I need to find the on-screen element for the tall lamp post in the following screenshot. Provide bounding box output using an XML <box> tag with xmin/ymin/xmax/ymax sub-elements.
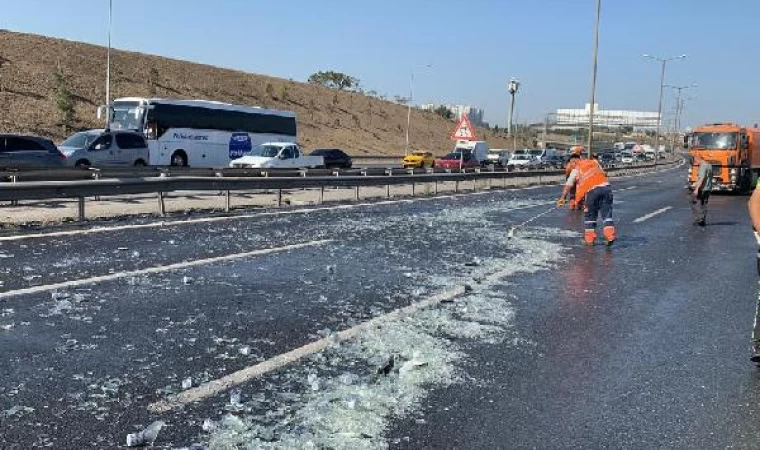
<box><xmin>643</xmin><ymin>53</ymin><xmax>686</xmax><ymax>160</ymax></box>
<box><xmin>507</xmin><ymin>78</ymin><xmax>520</xmax><ymax>141</ymax></box>
<box><xmin>105</xmin><ymin>0</ymin><xmax>113</xmax><ymax>124</ymax></box>
<box><xmin>404</xmin><ymin>64</ymin><xmax>433</xmax><ymax>156</ymax></box>
<box><xmin>587</xmin><ymin>0</ymin><xmax>601</xmax><ymax>158</ymax></box>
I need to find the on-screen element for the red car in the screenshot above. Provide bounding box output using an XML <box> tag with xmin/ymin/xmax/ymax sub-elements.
<box><xmin>435</xmin><ymin>152</ymin><xmax>480</xmax><ymax>169</ymax></box>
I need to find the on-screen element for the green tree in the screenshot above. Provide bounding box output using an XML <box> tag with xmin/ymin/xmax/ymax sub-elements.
<box><xmin>308</xmin><ymin>70</ymin><xmax>360</xmax><ymax>90</ymax></box>
<box><xmin>434</xmin><ymin>105</ymin><xmax>453</xmax><ymax>120</ymax></box>
<box><xmin>52</xmin><ymin>65</ymin><xmax>75</xmax><ymax>133</ymax></box>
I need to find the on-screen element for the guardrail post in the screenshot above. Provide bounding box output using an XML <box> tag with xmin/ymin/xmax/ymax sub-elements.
<box><xmin>386</xmin><ymin>184</ymin><xmax>391</xmax><ymax>198</ymax></box>
<box><xmin>434</xmin><ymin>180</ymin><xmax>438</xmax><ymax>195</ymax></box>
<box><xmin>10</xmin><ymin>175</ymin><xmax>17</xmax><ymax>206</ymax></box>
<box><xmin>157</xmin><ymin>192</ymin><xmax>166</xmax><ymax>217</ymax></box>
<box><xmin>225</xmin><ymin>190</ymin><xmax>231</xmax><ymax>212</ymax></box>
<box><xmin>455</xmin><ymin>180</ymin><xmax>459</xmax><ymax>193</ymax></box>
<box><xmin>93</xmin><ymin>170</ymin><xmax>101</xmax><ymax>201</ymax></box>
<box><xmin>354</xmin><ymin>185</ymin><xmax>360</xmax><ymax>201</ymax></box>
<box><xmin>319</xmin><ymin>186</ymin><xmax>324</xmax><ymax>204</ymax></box>
<box><xmin>77</xmin><ymin>197</ymin><xmax>85</xmax><ymax>222</ymax></box>
<box><xmin>412</xmin><ymin>182</ymin><xmax>416</xmax><ymax>197</ymax></box>
<box><xmin>277</xmin><ymin>189</ymin><xmax>283</xmax><ymax>207</ymax></box>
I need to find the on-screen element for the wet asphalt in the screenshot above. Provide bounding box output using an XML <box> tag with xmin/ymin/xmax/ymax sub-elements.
<box><xmin>2</xmin><ymin>165</ymin><xmax>759</xmax><ymax>449</ymax></box>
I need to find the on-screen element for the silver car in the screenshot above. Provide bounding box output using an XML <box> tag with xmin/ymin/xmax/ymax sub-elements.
<box><xmin>60</xmin><ymin>130</ymin><xmax>149</xmax><ymax>168</ymax></box>
<box><xmin>0</xmin><ymin>134</ymin><xmax>65</xmax><ymax>169</ymax></box>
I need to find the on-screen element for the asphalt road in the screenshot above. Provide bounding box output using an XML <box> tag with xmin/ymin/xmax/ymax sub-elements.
<box><xmin>1</xmin><ymin>164</ymin><xmax>758</xmax><ymax>449</ymax></box>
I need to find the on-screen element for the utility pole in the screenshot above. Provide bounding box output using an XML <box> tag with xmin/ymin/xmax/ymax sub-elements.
<box><xmin>587</xmin><ymin>0</ymin><xmax>601</xmax><ymax>158</ymax></box>
<box><xmin>664</xmin><ymin>84</ymin><xmax>696</xmax><ymax>154</ymax></box>
<box><xmin>643</xmin><ymin>54</ymin><xmax>686</xmax><ymax>161</ymax></box>
<box><xmin>404</xmin><ymin>64</ymin><xmax>432</xmax><ymax>156</ymax></box>
<box><xmin>106</xmin><ymin>0</ymin><xmax>112</xmax><ymax>118</ymax></box>
<box><xmin>507</xmin><ymin>78</ymin><xmax>520</xmax><ymax>147</ymax></box>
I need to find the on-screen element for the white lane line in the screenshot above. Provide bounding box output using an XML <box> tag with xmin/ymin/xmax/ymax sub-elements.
<box><xmin>149</xmin><ymin>284</ymin><xmax>466</xmax><ymax>413</ymax></box>
<box><xmin>0</xmin><ymin>240</ymin><xmax>331</xmax><ymax>300</ymax></box>
<box><xmin>632</xmin><ymin>206</ymin><xmax>672</xmax><ymax>223</ymax></box>
<box><xmin>619</xmin><ymin>185</ymin><xmax>637</xmax><ymax>191</ymax></box>
<box><xmin>148</xmin><ymin>254</ymin><xmax>540</xmax><ymax>413</ymax></box>
<box><xmin>0</xmin><ymin>183</ymin><xmax>562</xmax><ymax>242</ymax></box>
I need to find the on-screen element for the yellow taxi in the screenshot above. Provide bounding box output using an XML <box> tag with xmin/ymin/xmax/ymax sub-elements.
<box><xmin>402</xmin><ymin>151</ymin><xmax>435</xmax><ymax>168</ymax></box>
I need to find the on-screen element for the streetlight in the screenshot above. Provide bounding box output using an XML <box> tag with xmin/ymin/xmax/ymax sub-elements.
<box><xmin>665</xmin><ymin>83</ymin><xmax>697</xmax><ymax>152</ymax></box>
<box><xmin>643</xmin><ymin>53</ymin><xmax>686</xmax><ymax>160</ymax></box>
<box><xmin>587</xmin><ymin>0</ymin><xmax>601</xmax><ymax>158</ymax></box>
<box><xmin>404</xmin><ymin>64</ymin><xmax>433</xmax><ymax>156</ymax></box>
<box><xmin>507</xmin><ymin>78</ymin><xmax>520</xmax><ymax>137</ymax></box>
<box><xmin>106</xmin><ymin>0</ymin><xmax>113</xmax><ymax>123</ymax></box>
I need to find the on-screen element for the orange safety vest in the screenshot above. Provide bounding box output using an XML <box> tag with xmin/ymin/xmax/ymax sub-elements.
<box><xmin>575</xmin><ymin>159</ymin><xmax>609</xmax><ymax>200</ymax></box>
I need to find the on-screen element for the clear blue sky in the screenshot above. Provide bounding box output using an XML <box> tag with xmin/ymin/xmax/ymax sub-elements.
<box><xmin>3</xmin><ymin>0</ymin><xmax>759</xmax><ymax>128</ymax></box>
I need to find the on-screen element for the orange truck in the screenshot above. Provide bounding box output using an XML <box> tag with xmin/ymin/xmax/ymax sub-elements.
<box><xmin>686</xmin><ymin>123</ymin><xmax>760</xmax><ymax>192</ymax></box>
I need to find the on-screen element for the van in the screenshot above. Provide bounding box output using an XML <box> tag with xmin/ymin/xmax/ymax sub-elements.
<box><xmin>453</xmin><ymin>140</ymin><xmax>489</xmax><ymax>165</ymax></box>
<box><xmin>60</xmin><ymin>130</ymin><xmax>150</xmax><ymax>168</ymax></box>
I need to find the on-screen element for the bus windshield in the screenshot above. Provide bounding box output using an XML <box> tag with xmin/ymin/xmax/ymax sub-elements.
<box><xmin>692</xmin><ymin>132</ymin><xmax>737</xmax><ymax>150</ymax></box>
<box><xmin>109</xmin><ymin>101</ymin><xmax>145</xmax><ymax>131</ymax></box>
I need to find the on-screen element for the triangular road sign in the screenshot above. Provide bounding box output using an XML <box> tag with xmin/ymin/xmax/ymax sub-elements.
<box><xmin>450</xmin><ymin>115</ymin><xmax>477</xmax><ymax>141</ymax></box>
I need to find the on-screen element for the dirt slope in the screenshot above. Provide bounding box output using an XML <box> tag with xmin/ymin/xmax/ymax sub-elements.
<box><xmin>0</xmin><ymin>31</ymin><xmax>516</xmax><ymax>155</ymax></box>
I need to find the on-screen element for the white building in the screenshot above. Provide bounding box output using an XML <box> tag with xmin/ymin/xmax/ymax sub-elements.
<box><xmin>554</xmin><ymin>104</ymin><xmax>659</xmax><ymax>131</ymax></box>
<box><xmin>421</xmin><ymin>104</ymin><xmax>486</xmax><ymax>127</ymax></box>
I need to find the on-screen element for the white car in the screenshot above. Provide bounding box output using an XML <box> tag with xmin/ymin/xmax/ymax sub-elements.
<box><xmin>486</xmin><ymin>150</ymin><xmax>510</xmax><ymax>167</ymax></box>
<box><xmin>229</xmin><ymin>142</ymin><xmax>324</xmax><ymax>169</ymax></box>
<box><xmin>507</xmin><ymin>154</ymin><xmax>538</xmax><ymax>170</ymax></box>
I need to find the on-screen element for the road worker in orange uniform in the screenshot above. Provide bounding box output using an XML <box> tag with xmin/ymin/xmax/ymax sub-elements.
<box><xmin>558</xmin><ymin>153</ymin><xmax>616</xmax><ymax>245</ymax></box>
<box><xmin>565</xmin><ymin>146</ymin><xmax>584</xmax><ymax>210</ymax></box>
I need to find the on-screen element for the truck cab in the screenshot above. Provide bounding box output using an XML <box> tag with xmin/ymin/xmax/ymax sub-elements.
<box><xmin>686</xmin><ymin>123</ymin><xmax>755</xmax><ymax>192</ymax></box>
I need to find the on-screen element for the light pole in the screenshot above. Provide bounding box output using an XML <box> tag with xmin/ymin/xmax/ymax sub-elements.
<box><xmin>665</xmin><ymin>83</ymin><xmax>697</xmax><ymax>152</ymax></box>
<box><xmin>404</xmin><ymin>64</ymin><xmax>432</xmax><ymax>156</ymax></box>
<box><xmin>587</xmin><ymin>0</ymin><xmax>601</xmax><ymax>158</ymax></box>
<box><xmin>643</xmin><ymin>53</ymin><xmax>686</xmax><ymax>160</ymax></box>
<box><xmin>507</xmin><ymin>78</ymin><xmax>520</xmax><ymax>139</ymax></box>
<box><xmin>106</xmin><ymin>0</ymin><xmax>112</xmax><ymax>118</ymax></box>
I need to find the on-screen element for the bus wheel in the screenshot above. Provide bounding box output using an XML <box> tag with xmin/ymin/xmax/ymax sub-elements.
<box><xmin>170</xmin><ymin>151</ymin><xmax>188</xmax><ymax>167</ymax></box>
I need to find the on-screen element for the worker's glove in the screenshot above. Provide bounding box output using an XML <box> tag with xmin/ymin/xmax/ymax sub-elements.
<box><xmin>556</xmin><ymin>198</ymin><xmax>567</xmax><ymax>207</ymax></box>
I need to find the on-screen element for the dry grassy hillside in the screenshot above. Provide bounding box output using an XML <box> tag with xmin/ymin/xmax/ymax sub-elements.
<box><xmin>0</xmin><ymin>31</ymin><xmax>519</xmax><ymax>155</ymax></box>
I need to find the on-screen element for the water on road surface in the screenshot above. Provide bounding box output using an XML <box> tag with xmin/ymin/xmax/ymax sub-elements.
<box><xmin>1</xmin><ymin>166</ymin><xmax>759</xmax><ymax>449</ymax></box>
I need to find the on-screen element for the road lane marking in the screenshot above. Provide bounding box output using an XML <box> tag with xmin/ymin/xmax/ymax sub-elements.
<box><xmin>148</xmin><ymin>285</ymin><xmax>466</xmax><ymax>412</ymax></box>
<box><xmin>148</xmin><ymin>259</ymin><xmax>545</xmax><ymax>413</ymax></box>
<box><xmin>633</xmin><ymin>206</ymin><xmax>672</xmax><ymax>223</ymax></box>
<box><xmin>0</xmin><ymin>186</ymin><xmax>561</xmax><ymax>242</ymax></box>
<box><xmin>0</xmin><ymin>240</ymin><xmax>331</xmax><ymax>300</ymax></box>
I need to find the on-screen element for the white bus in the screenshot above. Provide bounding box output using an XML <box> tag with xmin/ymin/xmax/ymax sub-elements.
<box><xmin>101</xmin><ymin>97</ymin><xmax>297</xmax><ymax>167</ymax></box>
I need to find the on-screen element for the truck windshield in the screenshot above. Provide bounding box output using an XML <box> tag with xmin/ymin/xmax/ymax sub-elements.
<box><xmin>251</xmin><ymin>145</ymin><xmax>282</xmax><ymax>157</ymax></box>
<box><xmin>692</xmin><ymin>132</ymin><xmax>737</xmax><ymax>150</ymax></box>
<box><xmin>109</xmin><ymin>101</ymin><xmax>145</xmax><ymax>131</ymax></box>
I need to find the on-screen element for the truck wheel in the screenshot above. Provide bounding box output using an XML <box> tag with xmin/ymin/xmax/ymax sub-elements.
<box><xmin>171</xmin><ymin>151</ymin><xmax>188</xmax><ymax>167</ymax></box>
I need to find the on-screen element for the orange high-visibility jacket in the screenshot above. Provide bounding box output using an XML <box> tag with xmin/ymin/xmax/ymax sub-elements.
<box><xmin>576</xmin><ymin>159</ymin><xmax>609</xmax><ymax>200</ymax></box>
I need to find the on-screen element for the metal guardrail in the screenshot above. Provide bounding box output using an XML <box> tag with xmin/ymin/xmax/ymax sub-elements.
<box><xmin>0</xmin><ymin>160</ymin><xmax>680</xmax><ymax>222</ymax></box>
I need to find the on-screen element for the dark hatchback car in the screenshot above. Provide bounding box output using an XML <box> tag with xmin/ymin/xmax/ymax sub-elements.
<box><xmin>310</xmin><ymin>149</ymin><xmax>352</xmax><ymax>169</ymax></box>
<box><xmin>0</xmin><ymin>134</ymin><xmax>65</xmax><ymax>169</ymax></box>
